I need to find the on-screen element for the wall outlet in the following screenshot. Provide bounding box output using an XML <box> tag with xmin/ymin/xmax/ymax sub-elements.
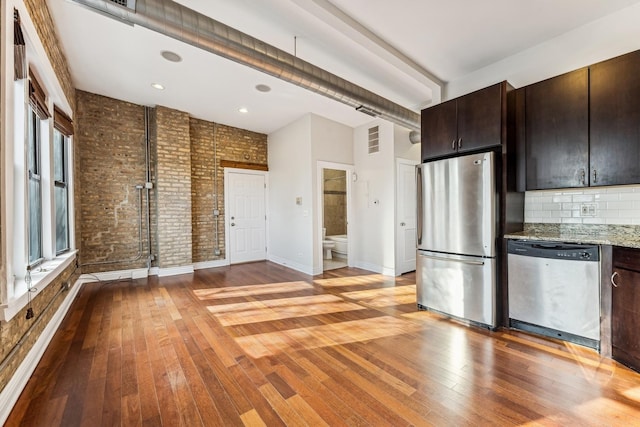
<box><xmin>580</xmin><ymin>203</ymin><xmax>596</xmax><ymax>217</ymax></box>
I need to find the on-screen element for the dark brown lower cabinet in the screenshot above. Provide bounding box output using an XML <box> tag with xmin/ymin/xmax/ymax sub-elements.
<box><xmin>612</xmin><ymin>247</ymin><xmax>640</xmax><ymax>372</ymax></box>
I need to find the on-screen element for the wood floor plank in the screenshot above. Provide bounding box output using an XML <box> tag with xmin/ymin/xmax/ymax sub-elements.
<box><xmin>240</xmin><ymin>409</ymin><xmax>266</xmax><ymax>427</ymax></box>
<box><xmin>7</xmin><ymin>262</ymin><xmax>640</xmax><ymax>426</ymax></box>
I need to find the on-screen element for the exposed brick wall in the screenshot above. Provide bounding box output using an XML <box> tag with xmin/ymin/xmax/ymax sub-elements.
<box><xmin>76</xmin><ymin>91</ymin><xmax>149</xmax><ymax>273</ymax></box>
<box><xmin>190</xmin><ymin>121</ymin><xmax>268</xmax><ymax>262</ymax></box>
<box><xmin>0</xmin><ymin>259</ymin><xmax>80</xmax><ymax>394</ymax></box>
<box><xmin>217</xmin><ymin>124</ymin><xmax>268</xmax><ymax>165</ymax></box>
<box><xmin>75</xmin><ymin>95</ymin><xmax>268</xmax><ymax>269</ymax></box>
<box><xmin>23</xmin><ymin>0</ymin><xmax>75</xmax><ymax>112</ymax></box>
<box><xmin>190</xmin><ymin>118</ymin><xmax>220</xmax><ymax>262</ymax></box>
<box><xmin>156</xmin><ymin>106</ymin><xmax>193</xmax><ymax>268</ymax></box>
<box><xmin>149</xmin><ymin>109</ymin><xmax>159</xmax><ymax>265</ymax></box>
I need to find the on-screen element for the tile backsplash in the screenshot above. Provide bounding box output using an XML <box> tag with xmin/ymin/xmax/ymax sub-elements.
<box><xmin>524</xmin><ymin>185</ymin><xmax>640</xmax><ymax>225</ymax></box>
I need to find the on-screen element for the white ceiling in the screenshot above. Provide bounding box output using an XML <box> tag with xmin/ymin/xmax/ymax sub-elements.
<box><xmin>46</xmin><ymin>0</ymin><xmax>640</xmax><ymax>134</ymax></box>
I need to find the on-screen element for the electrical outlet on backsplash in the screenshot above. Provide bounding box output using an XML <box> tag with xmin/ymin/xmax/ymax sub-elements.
<box><xmin>524</xmin><ymin>185</ymin><xmax>640</xmax><ymax>225</ymax></box>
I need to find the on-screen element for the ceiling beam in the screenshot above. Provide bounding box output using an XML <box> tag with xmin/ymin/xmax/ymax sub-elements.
<box><xmin>290</xmin><ymin>0</ymin><xmax>443</xmax><ymax>106</ymax></box>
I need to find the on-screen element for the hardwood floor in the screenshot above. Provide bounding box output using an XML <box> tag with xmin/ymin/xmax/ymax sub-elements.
<box><xmin>6</xmin><ymin>261</ymin><xmax>640</xmax><ymax>426</ymax></box>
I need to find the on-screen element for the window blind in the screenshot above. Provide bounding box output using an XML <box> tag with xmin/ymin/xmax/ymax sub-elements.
<box><xmin>54</xmin><ymin>105</ymin><xmax>74</xmax><ymax>136</ymax></box>
<box><xmin>29</xmin><ymin>70</ymin><xmax>50</xmax><ymax>119</ymax></box>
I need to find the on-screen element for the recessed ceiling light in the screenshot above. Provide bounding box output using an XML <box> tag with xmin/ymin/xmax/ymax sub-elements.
<box><xmin>151</xmin><ymin>83</ymin><xmax>165</xmax><ymax>90</ymax></box>
<box><xmin>161</xmin><ymin>50</ymin><xmax>182</xmax><ymax>62</ymax></box>
<box><xmin>255</xmin><ymin>84</ymin><xmax>271</xmax><ymax>93</ymax></box>
<box><xmin>238</xmin><ymin>107</ymin><xmax>249</xmax><ymax>113</ymax></box>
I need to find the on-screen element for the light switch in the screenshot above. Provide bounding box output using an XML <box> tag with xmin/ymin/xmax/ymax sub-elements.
<box><xmin>296</xmin><ymin>197</ymin><xmax>302</xmax><ymax>205</ymax></box>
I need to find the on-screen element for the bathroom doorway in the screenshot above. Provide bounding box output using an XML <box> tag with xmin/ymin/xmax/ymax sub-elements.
<box><xmin>317</xmin><ymin>162</ymin><xmax>353</xmax><ymax>272</ymax></box>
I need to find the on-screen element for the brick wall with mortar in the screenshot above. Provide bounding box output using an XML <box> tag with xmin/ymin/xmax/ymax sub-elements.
<box><xmin>23</xmin><ymin>0</ymin><xmax>75</xmax><ymax>112</ymax></box>
<box><xmin>155</xmin><ymin>106</ymin><xmax>193</xmax><ymax>268</ymax></box>
<box><xmin>148</xmin><ymin>109</ymin><xmax>159</xmax><ymax>265</ymax></box>
<box><xmin>190</xmin><ymin>118</ymin><xmax>220</xmax><ymax>262</ymax></box>
<box><xmin>0</xmin><ymin>262</ymin><xmax>80</xmax><ymax>393</ymax></box>
<box><xmin>0</xmin><ymin>0</ymin><xmax>80</xmax><ymax>396</ymax></box>
<box><xmin>76</xmin><ymin>91</ymin><xmax>150</xmax><ymax>273</ymax></box>
<box><xmin>190</xmin><ymin>120</ymin><xmax>268</xmax><ymax>262</ymax></box>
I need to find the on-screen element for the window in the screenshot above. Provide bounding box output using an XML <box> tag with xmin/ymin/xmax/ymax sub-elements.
<box><xmin>2</xmin><ymin>10</ymin><xmax>77</xmax><ymax>321</ymax></box>
<box><xmin>27</xmin><ymin>106</ymin><xmax>43</xmax><ymax>265</ymax></box>
<box><xmin>54</xmin><ymin>130</ymin><xmax>69</xmax><ymax>254</ymax></box>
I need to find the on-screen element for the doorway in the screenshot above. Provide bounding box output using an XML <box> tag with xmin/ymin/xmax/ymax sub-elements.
<box><xmin>225</xmin><ymin>168</ymin><xmax>268</xmax><ymax>264</ymax></box>
<box><xmin>317</xmin><ymin>161</ymin><xmax>353</xmax><ymax>272</ymax></box>
<box><xmin>396</xmin><ymin>158</ymin><xmax>418</xmax><ymax>274</ymax></box>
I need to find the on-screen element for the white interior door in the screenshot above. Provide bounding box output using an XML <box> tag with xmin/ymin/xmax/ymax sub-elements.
<box><xmin>396</xmin><ymin>159</ymin><xmax>418</xmax><ymax>274</ymax></box>
<box><xmin>227</xmin><ymin>170</ymin><xmax>267</xmax><ymax>264</ymax></box>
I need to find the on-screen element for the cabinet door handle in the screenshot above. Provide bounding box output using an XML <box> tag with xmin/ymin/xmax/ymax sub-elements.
<box><xmin>580</xmin><ymin>169</ymin><xmax>586</xmax><ymax>186</ymax></box>
<box><xmin>458</xmin><ymin>138</ymin><xmax>462</xmax><ymax>149</ymax></box>
<box><xmin>452</xmin><ymin>139</ymin><xmax>456</xmax><ymax>150</ymax></box>
<box><xmin>593</xmin><ymin>169</ymin><xmax>597</xmax><ymax>184</ymax></box>
<box><xmin>611</xmin><ymin>271</ymin><xmax>619</xmax><ymax>287</ymax></box>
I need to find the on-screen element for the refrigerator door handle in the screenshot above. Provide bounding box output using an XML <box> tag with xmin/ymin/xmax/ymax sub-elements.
<box><xmin>416</xmin><ymin>165</ymin><xmax>423</xmax><ymax>246</ymax></box>
<box><xmin>418</xmin><ymin>253</ymin><xmax>485</xmax><ymax>266</ymax></box>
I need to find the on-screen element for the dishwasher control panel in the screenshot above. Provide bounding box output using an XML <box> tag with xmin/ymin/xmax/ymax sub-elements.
<box><xmin>508</xmin><ymin>240</ymin><xmax>599</xmax><ymax>262</ymax></box>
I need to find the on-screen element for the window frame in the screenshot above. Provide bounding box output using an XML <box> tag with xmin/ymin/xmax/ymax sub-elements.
<box><xmin>27</xmin><ymin>105</ymin><xmax>44</xmax><ymax>267</ymax></box>
<box><xmin>53</xmin><ymin>129</ymin><xmax>70</xmax><ymax>255</ymax></box>
<box><xmin>2</xmin><ymin>5</ymin><xmax>78</xmax><ymax>322</ymax></box>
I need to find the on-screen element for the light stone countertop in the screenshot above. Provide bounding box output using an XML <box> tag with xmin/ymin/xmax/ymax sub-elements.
<box><xmin>504</xmin><ymin>223</ymin><xmax>640</xmax><ymax>249</ymax></box>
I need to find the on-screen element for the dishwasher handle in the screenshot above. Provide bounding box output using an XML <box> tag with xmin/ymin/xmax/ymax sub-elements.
<box><xmin>611</xmin><ymin>271</ymin><xmax>619</xmax><ymax>288</ymax></box>
<box><xmin>418</xmin><ymin>252</ymin><xmax>485</xmax><ymax>266</ymax></box>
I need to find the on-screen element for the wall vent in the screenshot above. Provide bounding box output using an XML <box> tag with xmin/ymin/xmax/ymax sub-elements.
<box><xmin>108</xmin><ymin>0</ymin><xmax>135</xmax><ymax>9</ymax></box>
<box><xmin>368</xmin><ymin>126</ymin><xmax>379</xmax><ymax>154</ymax></box>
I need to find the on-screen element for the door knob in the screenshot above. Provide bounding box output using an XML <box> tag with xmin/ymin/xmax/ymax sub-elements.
<box><xmin>231</xmin><ymin>223</ymin><xmax>236</xmax><ymax>227</ymax></box>
<box><xmin>400</xmin><ymin>222</ymin><xmax>406</xmax><ymax>226</ymax></box>
<box><xmin>231</xmin><ymin>216</ymin><xmax>235</xmax><ymax>220</ymax></box>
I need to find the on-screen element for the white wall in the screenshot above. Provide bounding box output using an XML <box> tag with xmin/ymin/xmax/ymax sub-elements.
<box><xmin>267</xmin><ymin>115</ymin><xmax>314</xmax><ymax>274</ymax></box>
<box><xmin>268</xmin><ymin>113</ymin><xmax>354</xmax><ymax>275</ymax></box>
<box><xmin>393</xmin><ymin>126</ymin><xmax>420</xmax><ymax>162</ymax></box>
<box><xmin>310</xmin><ymin>114</ymin><xmax>353</xmax><ymax>274</ymax></box>
<box><xmin>446</xmin><ymin>2</ymin><xmax>640</xmax><ymax>100</ymax></box>
<box><xmin>352</xmin><ymin>119</ymin><xmax>396</xmax><ymax>275</ymax></box>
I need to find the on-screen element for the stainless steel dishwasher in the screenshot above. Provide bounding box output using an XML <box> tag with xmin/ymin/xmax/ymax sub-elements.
<box><xmin>507</xmin><ymin>240</ymin><xmax>600</xmax><ymax>349</ymax></box>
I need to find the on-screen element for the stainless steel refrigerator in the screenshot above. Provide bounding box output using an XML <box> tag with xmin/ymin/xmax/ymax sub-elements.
<box><xmin>416</xmin><ymin>151</ymin><xmax>498</xmax><ymax>327</ymax></box>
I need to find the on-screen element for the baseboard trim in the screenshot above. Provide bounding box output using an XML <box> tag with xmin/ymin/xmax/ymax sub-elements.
<box><xmin>80</xmin><ymin>268</ymin><xmax>149</xmax><ymax>283</ymax></box>
<box><xmin>193</xmin><ymin>259</ymin><xmax>229</xmax><ymax>270</ymax></box>
<box><xmin>157</xmin><ymin>265</ymin><xmax>195</xmax><ymax>277</ymax></box>
<box><xmin>352</xmin><ymin>261</ymin><xmax>395</xmax><ymax>276</ymax></box>
<box><xmin>267</xmin><ymin>255</ymin><xmax>314</xmax><ymax>276</ymax></box>
<box><xmin>0</xmin><ymin>278</ymin><xmax>83</xmax><ymax>426</ymax></box>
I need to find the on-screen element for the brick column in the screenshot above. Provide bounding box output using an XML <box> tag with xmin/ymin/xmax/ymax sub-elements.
<box><xmin>155</xmin><ymin>106</ymin><xmax>193</xmax><ymax>268</ymax></box>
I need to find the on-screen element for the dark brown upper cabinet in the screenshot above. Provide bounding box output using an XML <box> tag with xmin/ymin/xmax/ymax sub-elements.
<box><xmin>590</xmin><ymin>50</ymin><xmax>640</xmax><ymax>186</ymax></box>
<box><xmin>421</xmin><ymin>82</ymin><xmax>505</xmax><ymax>161</ymax></box>
<box><xmin>525</xmin><ymin>68</ymin><xmax>589</xmax><ymax>190</ymax></box>
<box><xmin>611</xmin><ymin>246</ymin><xmax>640</xmax><ymax>373</ymax></box>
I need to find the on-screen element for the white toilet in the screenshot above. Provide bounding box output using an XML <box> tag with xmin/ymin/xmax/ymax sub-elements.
<box><xmin>322</xmin><ymin>228</ymin><xmax>335</xmax><ymax>259</ymax></box>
